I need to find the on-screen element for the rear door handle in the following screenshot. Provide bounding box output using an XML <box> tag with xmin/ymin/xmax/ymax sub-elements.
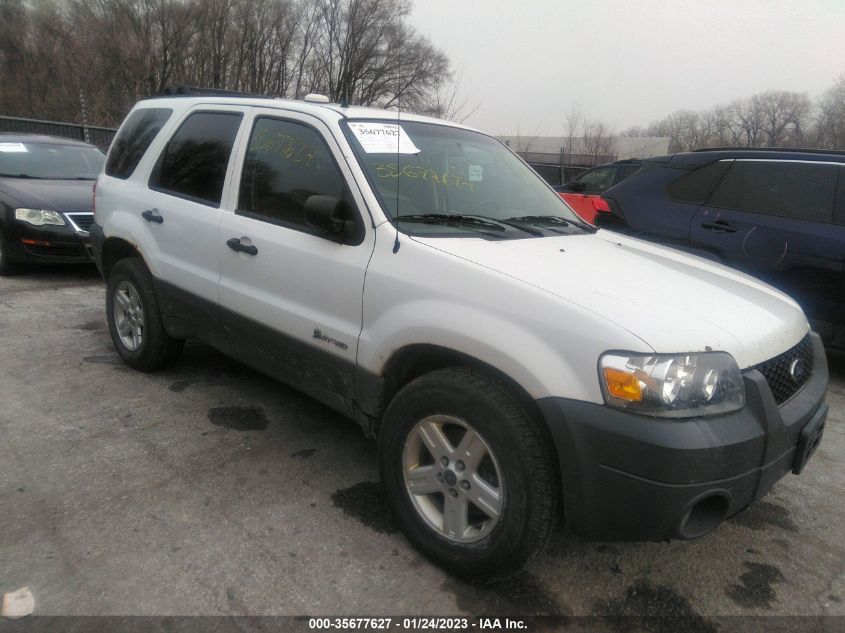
<box><xmin>142</xmin><ymin>209</ymin><xmax>164</xmax><ymax>224</ymax></box>
<box><xmin>226</xmin><ymin>237</ymin><xmax>258</xmax><ymax>256</ymax></box>
<box><xmin>700</xmin><ymin>220</ymin><xmax>736</xmax><ymax>233</ymax></box>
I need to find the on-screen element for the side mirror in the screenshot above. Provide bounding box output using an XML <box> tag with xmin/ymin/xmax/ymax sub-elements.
<box><xmin>304</xmin><ymin>195</ymin><xmax>355</xmax><ymax>239</ymax></box>
<box><xmin>570</xmin><ymin>180</ymin><xmax>587</xmax><ymax>192</ymax></box>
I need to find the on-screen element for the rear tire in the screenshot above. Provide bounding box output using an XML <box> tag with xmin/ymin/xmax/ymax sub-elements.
<box><xmin>106</xmin><ymin>257</ymin><xmax>183</xmax><ymax>371</ymax></box>
<box><xmin>379</xmin><ymin>367</ymin><xmax>558</xmax><ymax>580</ymax></box>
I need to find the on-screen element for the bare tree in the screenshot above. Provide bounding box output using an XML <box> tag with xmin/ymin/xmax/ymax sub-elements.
<box><xmin>420</xmin><ymin>66</ymin><xmax>481</xmax><ymax>124</ymax></box>
<box><xmin>510</xmin><ymin>121</ymin><xmax>544</xmax><ymax>154</ymax></box>
<box><xmin>0</xmin><ymin>0</ymin><xmax>453</xmax><ymax>127</ymax></box>
<box><xmin>814</xmin><ymin>74</ymin><xmax>845</xmax><ymax>149</ymax></box>
<box><xmin>636</xmin><ymin>88</ymin><xmax>815</xmax><ymax>152</ymax></box>
<box><xmin>562</xmin><ymin>104</ymin><xmax>583</xmax><ymax>155</ymax></box>
<box><xmin>581</xmin><ymin>118</ymin><xmax>615</xmax><ymax>157</ymax></box>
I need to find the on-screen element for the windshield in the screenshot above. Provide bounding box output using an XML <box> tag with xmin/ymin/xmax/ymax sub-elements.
<box><xmin>0</xmin><ymin>142</ymin><xmax>105</xmax><ymax>180</ymax></box>
<box><xmin>342</xmin><ymin>120</ymin><xmax>588</xmax><ymax>237</ymax></box>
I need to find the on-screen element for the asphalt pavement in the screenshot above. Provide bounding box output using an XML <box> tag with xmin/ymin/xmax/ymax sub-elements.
<box><xmin>0</xmin><ymin>266</ymin><xmax>842</xmax><ymax>621</ymax></box>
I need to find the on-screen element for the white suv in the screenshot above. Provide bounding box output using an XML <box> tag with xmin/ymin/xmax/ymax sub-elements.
<box><xmin>92</xmin><ymin>90</ymin><xmax>828</xmax><ymax>579</ymax></box>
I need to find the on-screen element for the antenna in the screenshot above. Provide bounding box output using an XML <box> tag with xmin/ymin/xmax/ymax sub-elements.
<box><xmin>392</xmin><ymin>53</ymin><xmax>401</xmax><ymax>254</ymax></box>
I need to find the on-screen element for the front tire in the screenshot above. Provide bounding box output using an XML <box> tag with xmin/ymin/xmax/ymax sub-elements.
<box><xmin>379</xmin><ymin>367</ymin><xmax>558</xmax><ymax>580</ymax></box>
<box><xmin>106</xmin><ymin>257</ymin><xmax>183</xmax><ymax>371</ymax></box>
<box><xmin>0</xmin><ymin>229</ymin><xmax>19</xmax><ymax>275</ymax></box>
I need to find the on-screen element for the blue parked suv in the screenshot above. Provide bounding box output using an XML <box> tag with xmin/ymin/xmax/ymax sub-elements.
<box><xmin>598</xmin><ymin>148</ymin><xmax>845</xmax><ymax>349</ymax></box>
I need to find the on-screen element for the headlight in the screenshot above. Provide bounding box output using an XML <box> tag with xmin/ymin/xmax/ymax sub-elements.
<box><xmin>15</xmin><ymin>208</ymin><xmax>65</xmax><ymax>226</ymax></box>
<box><xmin>600</xmin><ymin>351</ymin><xmax>745</xmax><ymax>418</ymax></box>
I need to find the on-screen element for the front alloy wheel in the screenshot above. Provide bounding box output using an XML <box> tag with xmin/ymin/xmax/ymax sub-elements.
<box><xmin>403</xmin><ymin>415</ymin><xmax>504</xmax><ymax>543</ymax></box>
<box><xmin>380</xmin><ymin>367</ymin><xmax>558</xmax><ymax>580</ymax></box>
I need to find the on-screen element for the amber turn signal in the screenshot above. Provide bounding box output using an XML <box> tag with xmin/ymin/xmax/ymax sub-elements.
<box><xmin>603</xmin><ymin>367</ymin><xmax>643</xmax><ymax>402</ymax></box>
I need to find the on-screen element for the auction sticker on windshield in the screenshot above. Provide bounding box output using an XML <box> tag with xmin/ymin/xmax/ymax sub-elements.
<box><xmin>0</xmin><ymin>143</ymin><xmax>27</xmax><ymax>153</ymax></box>
<box><xmin>348</xmin><ymin>122</ymin><xmax>421</xmax><ymax>154</ymax></box>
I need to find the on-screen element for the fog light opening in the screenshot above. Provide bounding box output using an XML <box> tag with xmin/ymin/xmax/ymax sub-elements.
<box><xmin>679</xmin><ymin>494</ymin><xmax>728</xmax><ymax>539</ymax></box>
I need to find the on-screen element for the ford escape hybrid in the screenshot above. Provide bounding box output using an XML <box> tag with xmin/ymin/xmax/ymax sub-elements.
<box><xmin>91</xmin><ymin>91</ymin><xmax>828</xmax><ymax>579</ymax></box>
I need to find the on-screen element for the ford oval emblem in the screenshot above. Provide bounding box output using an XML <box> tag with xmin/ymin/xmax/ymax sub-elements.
<box><xmin>789</xmin><ymin>358</ymin><xmax>807</xmax><ymax>383</ymax></box>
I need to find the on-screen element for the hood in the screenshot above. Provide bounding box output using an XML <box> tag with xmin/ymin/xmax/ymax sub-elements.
<box><xmin>413</xmin><ymin>230</ymin><xmax>808</xmax><ymax>369</ymax></box>
<box><xmin>0</xmin><ymin>178</ymin><xmax>95</xmax><ymax>212</ymax></box>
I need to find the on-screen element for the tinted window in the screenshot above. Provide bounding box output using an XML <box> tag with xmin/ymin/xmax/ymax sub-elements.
<box><xmin>709</xmin><ymin>161</ymin><xmax>837</xmax><ymax>222</ymax></box>
<box><xmin>667</xmin><ymin>160</ymin><xmax>731</xmax><ymax>204</ymax></box>
<box><xmin>237</xmin><ymin>118</ymin><xmax>345</xmax><ymax>230</ymax></box>
<box><xmin>836</xmin><ymin>167</ymin><xmax>845</xmax><ymax>225</ymax></box>
<box><xmin>105</xmin><ymin>108</ymin><xmax>172</xmax><ymax>179</ymax></box>
<box><xmin>617</xmin><ymin>164</ymin><xmax>642</xmax><ymax>181</ymax></box>
<box><xmin>151</xmin><ymin>111</ymin><xmax>242</xmax><ymax>206</ymax></box>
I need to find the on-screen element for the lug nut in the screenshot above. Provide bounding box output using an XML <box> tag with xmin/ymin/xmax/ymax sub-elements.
<box><xmin>436</xmin><ymin>473</ymin><xmax>443</xmax><ymax>482</ymax></box>
<box><xmin>455</xmin><ymin>460</ymin><xmax>465</xmax><ymax>472</ymax></box>
<box><xmin>448</xmin><ymin>489</ymin><xmax>458</xmax><ymax>498</ymax></box>
<box><xmin>460</xmin><ymin>480</ymin><xmax>470</xmax><ymax>491</ymax></box>
<box><xmin>440</xmin><ymin>456</ymin><xmax>449</xmax><ymax>467</ymax></box>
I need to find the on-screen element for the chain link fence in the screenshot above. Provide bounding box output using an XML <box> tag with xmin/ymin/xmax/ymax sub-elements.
<box><xmin>516</xmin><ymin>150</ymin><xmax>618</xmax><ymax>185</ymax></box>
<box><xmin>0</xmin><ymin>116</ymin><xmax>116</xmax><ymax>151</ymax></box>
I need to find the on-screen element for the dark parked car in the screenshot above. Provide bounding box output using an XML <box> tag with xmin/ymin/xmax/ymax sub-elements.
<box><xmin>0</xmin><ymin>134</ymin><xmax>105</xmax><ymax>274</ymax></box>
<box><xmin>598</xmin><ymin>148</ymin><xmax>845</xmax><ymax>348</ymax></box>
<box><xmin>552</xmin><ymin>159</ymin><xmax>641</xmax><ymax>223</ymax></box>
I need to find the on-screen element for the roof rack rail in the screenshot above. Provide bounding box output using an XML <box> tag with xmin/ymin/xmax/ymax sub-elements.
<box><xmin>693</xmin><ymin>146</ymin><xmax>845</xmax><ymax>156</ymax></box>
<box><xmin>154</xmin><ymin>86</ymin><xmax>275</xmax><ymax>99</ymax></box>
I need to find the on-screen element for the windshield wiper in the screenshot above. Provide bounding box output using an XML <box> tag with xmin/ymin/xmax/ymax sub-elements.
<box><xmin>506</xmin><ymin>215</ymin><xmax>570</xmax><ymax>225</ymax></box>
<box><xmin>506</xmin><ymin>215</ymin><xmax>597</xmax><ymax>233</ymax></box>
<box><xmin>398</xmin><ymin>214</ymin><xmax>543</xmax><ymax>237</ymax></box>
<box><xmin>397</xmin><ymin>214</ymin><xmax>506</xmax><ymax>231</ymax></box>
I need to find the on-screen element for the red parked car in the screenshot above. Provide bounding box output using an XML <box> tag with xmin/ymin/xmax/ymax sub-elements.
<box><xmin>553</xmin><ymin>159</ymin><xmax>640</xmax><ymax>223</ymax></box>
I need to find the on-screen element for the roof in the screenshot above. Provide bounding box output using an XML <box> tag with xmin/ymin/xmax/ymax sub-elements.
<box><xmin>137</xmin><ymin>95</ymin><xmax>473</xmax><ymax>132</ymax></box>
<box><xmin>653</xmin><ymin>148</ymin><xmax>845</xmax><ymax>170</ymax></box>
<box><xmin>0</xmin><ymin>132</ymin><xmax>98</xmax><ymax>148</ymax></box>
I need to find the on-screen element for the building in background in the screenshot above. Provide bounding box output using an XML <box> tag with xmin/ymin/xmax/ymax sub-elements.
<box><xmin>497</xmin><ymin>135</ymin><xmax>671</xmax><ymax>185</ymax></box>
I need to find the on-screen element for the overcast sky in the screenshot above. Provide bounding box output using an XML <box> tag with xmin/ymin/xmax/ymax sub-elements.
<box><xmin>410</xmin><ymin>0</ymin><xmax>845</xmax><ymax>136</ymax></box>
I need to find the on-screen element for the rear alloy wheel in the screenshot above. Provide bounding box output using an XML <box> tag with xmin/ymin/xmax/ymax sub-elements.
<box><xmin>113</xmin><ymin>280</ymin><xmax>144</xmax><ymax>351</ymax></box>
<box><xmin>106</xmin><ymin>257</ymin><xmax>183</xmax><ymax>371</ymax></box>
<box><xmin>380</xmin><ymin>367</ymin><xmax>558</xmax><ymax>580</ymax></box>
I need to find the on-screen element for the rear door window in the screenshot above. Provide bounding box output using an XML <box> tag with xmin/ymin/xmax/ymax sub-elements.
<box><xmin>105</xmin><ymin>108</ymin><xmax>172</xmax><ymax>179</ymax></box>
<box><xmin>149</xmin><ymin>111</ymin><xmax>243</xmax><ymax>207</ymax></box>
<box><xmin>708</xmin><ymin>160</ymin><xmax>837</xmax><ymax>222</ymax></box>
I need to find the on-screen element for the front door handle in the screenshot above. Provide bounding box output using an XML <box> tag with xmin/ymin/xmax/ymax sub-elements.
<box><xmin>700</xmin><ymin>220</ymin><xmax>737</xmax><ymax>233</ymax></box>
<box><xmin>142</xmin><ymin>209</ymin><xmax>164</xmax><ymax>224</ymax></box>
<box><xmin>226</xmin><ymin>237</ymin><xmax>258</xmax><ymax>256</ymax></box>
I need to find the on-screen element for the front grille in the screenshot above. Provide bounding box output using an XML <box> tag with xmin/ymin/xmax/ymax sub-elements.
<box><xmin>64</xmin><ymin>212</ymin><xmax>95</xmax><ymax>233</ymax></box>
<box><xmin>751</xmin><ymin>334</ymin><xmax>813</xmax><ymax>405</ymax></box>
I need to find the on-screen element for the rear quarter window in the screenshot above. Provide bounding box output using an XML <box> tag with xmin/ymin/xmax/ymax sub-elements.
<box><xmin>667</xmin><ymin>160</ymin><xmax>731</xmax><ymax>204</ymax></box>
<box><xmin>105</xmin><ymin>108</ymin><xmax>172</xmax><ymax>179</ymax></box>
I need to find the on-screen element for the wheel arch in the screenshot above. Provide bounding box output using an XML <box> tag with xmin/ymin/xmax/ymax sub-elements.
<box><xmin>101</xmin><ymin>236</ymin><xmax>146</xmax><ymax>279</ymax></box>
<box><xmin>360</xmin><ymin>343</ymin><xmax>562</xmax><ymax>493</ymax></box>
<box><xmin>370</xmin><ymin>344</ymin><xmax>565</xmax><ymax>527</ymax></box>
